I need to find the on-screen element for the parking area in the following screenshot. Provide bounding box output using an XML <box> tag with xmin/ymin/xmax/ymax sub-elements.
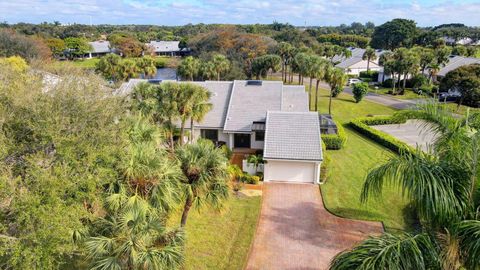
<box><xmin>371</xmin><ymin>119</ymin><xmax>438</xmax><ymax>152</ymax></box>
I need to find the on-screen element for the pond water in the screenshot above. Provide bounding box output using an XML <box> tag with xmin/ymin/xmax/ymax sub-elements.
<box><xmin>140</xmin><ymin>68</ymin><xmax>177</xmax><ymax>80</ymax></box>
<box><xmin>152</xmin><ymin>68</ymin><xmax>177</xmax><ymax>80</ymax></box>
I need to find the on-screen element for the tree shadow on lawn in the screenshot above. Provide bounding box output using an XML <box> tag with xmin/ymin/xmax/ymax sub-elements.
<box><xmin>335</xmin><ymin>96</ymin><xmax>356</xmax><ymax>104</ymax></box>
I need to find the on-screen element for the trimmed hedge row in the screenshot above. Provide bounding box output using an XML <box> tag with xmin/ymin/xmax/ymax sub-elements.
<box><xmin>349</xmin><ymin>115</ymin><xmax>415</xmax><ymax>154</ymax></box>
<box><xmin>322</xmin><ymin>123</ymin><xmax>347</xmax><ymax>150</ymax></box>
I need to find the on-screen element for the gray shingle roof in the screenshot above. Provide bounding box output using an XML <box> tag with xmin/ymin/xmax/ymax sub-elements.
<box><xmin>223</xmin><ymin>81</ymin><xmax>283</xmax><ymax>132</ymax></box>
<box><xmin>282</xmin><ymin>86</ymin><xmax>309</xmax><ymax>112</ymax></box>
<box><xmin>88</xmin><ymin>41</ymin><xmax>111</xmax><ymax>53</ymax></box>
<box><xmin>264</xmin><ymin>111</ymin><xmax>323</xmax><ymax>161</ymax></box>
<box><xmin>437</xmin><ymin>56</ymin><xmax>480</xmax><ymax>77</ymax></box>
<box><xmin>146</xmin><ymin>41</ymin><xmax>180</xmax><ymax>53</ymax></box>
<box><xmin>193</xmin><ymin>81</ymin><xmax>233</xmax><ymax>128</ymax></box>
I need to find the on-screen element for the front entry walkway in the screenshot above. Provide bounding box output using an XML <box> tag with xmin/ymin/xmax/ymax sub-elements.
<box><xmin>245</xmin><ymin>182</ymin><xmax>383</xmax><ymax>270</ymax></box>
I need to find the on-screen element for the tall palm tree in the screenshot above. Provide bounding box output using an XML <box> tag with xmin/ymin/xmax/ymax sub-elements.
<box><xmin>189</xmin><ymin>91</ymin><xmax>212</xmax><ymax>143</ymax></box>
<box><xmin>175</xmin><ymin>139</ymin><xmax>229</xmax><ymax>227</ymax></box>
<box><xmin>96</xmin><ymin>53</ymin><xmax>121</xmax><ymax>81</ymax></box>
<box><xmin>362</xmin><ymin>47</ymin><xmax>377</xmax><ymax>72</ymax></box>
<box><xmin>177</xmin><ymin>56</ymin><xmax>200</xmax><ymax>81</ymax></box>
<box><xmin>177</xmin><ymin>83</ymin><xmax>211</xmax><ymax>145</ymax></box>
<box><xmin>212</xmin><ymin>54</ymin><xmax>230</xmax><ymax>81</ymax></box>
<box><xmin>82</xmin><ymin>117</ymin><xmax>184</xmax><ymax>270</ymax></box>
<box><xmin>314</xmin><ymin>59</ymin><xmax>330</xmax><ymax>112</ymax></box>
<box><xmin>276</xmin><ymin>42</ymin><xmax>294</xmax><ymax>83</ymax></box>
<box><xmin>331</xmin><ymin>103</ymin><xmax>480</xmax><ymax>270</ymax></box>
<box><xmin>324</xmin><ymin>67</ymin><xmax>348</xmax><ymax>115</ymax></box>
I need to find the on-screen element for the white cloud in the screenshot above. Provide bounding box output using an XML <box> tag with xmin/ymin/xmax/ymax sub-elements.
<box><xmin>0</xmin><ymin>0</ymin><xmax>479</xmax><ymax>26</ymax></box>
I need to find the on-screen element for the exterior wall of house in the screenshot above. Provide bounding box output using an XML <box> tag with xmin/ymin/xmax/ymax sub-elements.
<box><xmin>264</xmin><ymin>159</ymin><xmax>321</xmax><ymax>184</ymax></box>
<box><xmin>251</xmin><ymin>131</ymin><xmax>265</xmax><ymax>150</ymax></box>
<box><xmin>345</xmin><ymin>60</ymin><xmax>381</xmax><ymax>76</ymax></box>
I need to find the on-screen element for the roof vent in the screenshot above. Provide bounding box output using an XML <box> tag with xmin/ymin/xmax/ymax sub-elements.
<box><xmin>246</xmin><ymin>80</ymin><xmax>262</xmax><ymax>86</ymax></box>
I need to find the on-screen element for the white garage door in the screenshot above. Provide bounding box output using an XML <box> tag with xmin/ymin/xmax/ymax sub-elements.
<box><xmin>264</xmin><ymin>160</ymin><xmax>316</xmax><ymax>183</ymax></box>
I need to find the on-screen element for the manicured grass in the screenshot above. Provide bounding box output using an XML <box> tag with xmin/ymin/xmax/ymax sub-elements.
<box><xmin>71</xmin><ymin>58</ymin><xmax>100</xmax><ymax>69</ymax></box>
<box><xmin>310</xmin><ymin>89</ymin><xmax>414</xmax><ymax>231</ymax></box>
<box><xmin>168</xmin><ymin>194</ymin><xmax>262</xmax><ymax>270</ymax></box>
<box><xmin>370</xmin><ymin>86</ymin><xmax>425</xmax><ymax>100</ymax></box>
<box><xmin>443</xmin><ymin>102</ymin><xmax>479</xmax><ymax>115</ymax></box>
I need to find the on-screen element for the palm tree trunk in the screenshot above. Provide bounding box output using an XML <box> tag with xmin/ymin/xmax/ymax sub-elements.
<box><xmin>328</xmin><ymin>89</ymin><xmax>333</xmax><ymax>115</ymax></box>
<box><xmin>179</xmin><ymin>119</ymin><xmax>186</xmax><ymax>145</ymax></box>
<box><xmin>309</xmin><ymin>77</ymin><xmax>313</xmax><ymax>108</ymax></box>
<box><xmin>367</xmin><ymin>59</ymin><xmax>370</xmax><ymax>71</ymax></box>
<box><xmin>180</xmin><ymin>195</ymin><xmax>193</xmax><ymax>227</ymax></box>
<box><xmin>190</xmin><ymin>117</ymin><xmax>194</xmax><ymax>143</ymax></box>
<box><xmin>282</xmin><ymin>62</ymin><xmax>285</xmax><ymax>82</ymax></box>
<box><xmin>217</xmin><ymin>73</ymin><xmax>220</xmax><ymax>81</ymax></box>
<box><xmin>298</xmin><ymin>73</ymin><xmax>301</xmax><ymax>84</ymax></box>
<box><xmin>392</xmin><ymin>73</ymin><xmax>396</xmax><ymax>94</ymax></box>
<box><xmin>315</xmin><ymin>80</ymin><xmax>320</xmax><ymax>111</ymax></box>
<box><xmin>402</xmin><ymin>73</ymin><xmax>408</xmax><ymax>92</ymax></box>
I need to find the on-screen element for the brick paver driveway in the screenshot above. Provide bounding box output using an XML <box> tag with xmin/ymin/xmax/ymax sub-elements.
<box><xmin>245</xmin><ymin>182</ymin><xmax>383</xmax><ymax>270</ymax></box>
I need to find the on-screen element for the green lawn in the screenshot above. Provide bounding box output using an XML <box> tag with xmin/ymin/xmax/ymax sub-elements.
<box><xmin>370</xmin><ymin>86</ymin><xmax>425</xmax><ymax>100</ymax></box>
<box><xmin>309</xmin><ymin>87</ymin><xmax>415</xmax><ymax>231</ymax></box>
<box><xmin>71</xmin><ymin>58</ymin><xmax>100</xmax><ymax>69</ymax></box>
<box><xmin>169</xmin><ymin>194</ymin><xmax>262</xmax><ymax>270</ymax></box>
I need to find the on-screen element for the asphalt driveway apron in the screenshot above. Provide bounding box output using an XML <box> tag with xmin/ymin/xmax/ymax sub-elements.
<box><xmin>245</xmin><ymin>182</ymin><xmax>383</xmax><ymax>270</ymax></box>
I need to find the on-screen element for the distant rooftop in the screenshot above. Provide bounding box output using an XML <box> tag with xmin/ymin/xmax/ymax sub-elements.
<box><xmin>145</xmin><ymin>41</ymin><xmax>181</xmax><ymax>53</ymax></box>
<box><xmin>88</xmin><ymin>40</ymin><xmax>111</xmax><ymax>53</ymax></box>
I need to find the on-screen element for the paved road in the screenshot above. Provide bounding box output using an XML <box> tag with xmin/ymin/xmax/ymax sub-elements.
<box><xmin>343</xmin><ymin>87</ymin><xmax>419</xmax><ymax>110</ymax></box>
<box><xmin>245</xmin><ymin>182</ymin><xmax>383</xmax><ymax>270</ymax></box>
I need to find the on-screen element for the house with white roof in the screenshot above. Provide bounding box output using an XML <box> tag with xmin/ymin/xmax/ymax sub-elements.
<box><xmin>118</xmin><ymin>79</ymin><xmax>323</xmax><ymax>184</ymax></box>
<box><xmin>145</xmin><ymin>41</ymin><xmax>187</xmax><ymax>56</ymax></box>
<box><xmin>332</xmin><ymin>47</ymin><xmax>388</xmax><ymax>76</ymax></box>
<box><xmin>436</xmin><ymin>55</ymin><xmax>480</xmax><ymax>78</ymax></box>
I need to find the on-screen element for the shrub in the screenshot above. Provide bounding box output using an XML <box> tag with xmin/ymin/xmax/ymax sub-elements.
<box><xmin>382</xmin><ymin>78</ymin><xmax>393</xmax><ymax>88</ymax></box>
<box><xmin>320</xmin><ymin>141</ymin><xmax>330</xmax><ymax>183</ymax></box>
<box><xmin>155</xmin><ymin>58</ymin><xmax>166</xmax><ymax>68</ymax></box>
<box><xmin>359</xmin><ymin>70</ymin><xmax>379</xmax><ymax>81</ymax></box>
<box><xmin>221</xmin><ymin>144</ymin><xmax>233</xmax><ymax>160</ymax></box>
<box><xmin>322</xmin><ymin>123</ymin><xmax>346</xmax><ymax>150</ymax></box>
<box><xmin>410</xmin><ymin>74</ymin><xmax>428</xmax><ymax>89</ymax></box>
<box><xmin>240</xmin><ymin>174</ymin><xmax>260</xmax><ymax>185</ymax></box>
<box><xmin>331</xmin><ymin>86</ymin><xmax>344</xmax><ymax>97</ymax></box>
<box><xmin>352</xmin><ymin>82</ymin><xmax>369</xmax><ymax>103</ymax></box>
<box><xmin>349</xmin><ymin>116</ymin><xmax>415</xmax><ymax>154</ymax></box>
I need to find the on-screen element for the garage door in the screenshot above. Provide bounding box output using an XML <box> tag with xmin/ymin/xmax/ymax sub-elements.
<box><xmin>264</xmin><ymin>160</ymin><xmax>316</xmax><ymax>183</ymax></box>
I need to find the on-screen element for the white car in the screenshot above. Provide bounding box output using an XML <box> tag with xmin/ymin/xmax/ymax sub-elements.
<box><xmin>347</xmin><ymin>78</ymin><xmax>362</xmax><ymax>86</ymax></box>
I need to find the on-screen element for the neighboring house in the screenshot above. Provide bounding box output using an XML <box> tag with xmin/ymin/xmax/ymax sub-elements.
<box><xmin>87</xmin><ymin>40</ymin><xmax>112</xmax><ymax>58</ymax></box>
<box><xmin>332</xmin><ymin>47</ymin><xmax>387</xmax><ymax>76</ymax></box>
<box><xmin>435</xmin><ymin>55</ymin><xmax>480</xmax><ymax>78</ymax></box>
<box><xmin>145</xmin><ymin>41</ymin><xmax>188</xmax><ymax>56</ymax></box>
<box><xmin>117</xmin><ymin>79</ymin><xmax>323</xmax><ymax>184</ymax></box>
<box><xmin>442</xmin><ymin>37</ymin><xmax>474</xmax><ymax>46</ymax></box>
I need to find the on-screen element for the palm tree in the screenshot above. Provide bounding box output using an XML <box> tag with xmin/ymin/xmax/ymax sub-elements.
<box><xmin>84</xmin><ymin>194</ymin><xmax>185</xmax><ymax>270</ymax></box>
<box><xmin>118</xmin><ymin>59</ymin><xmax>139</xmax><ymax>81</ymax></box>
<box><xmin>276</xmin><ymin>42</ymin><xmax>294</xmax><ymax>83</ymax></box>
<box><xmin>378</xmin><ymin>51</ymin><xmax>393</xmax><ymax>83</ymax></box>
<box><xmin>429</xmin><ymin>63</ymin><xmax>440</xmax><ymax>84</ymax></box>
<box><xmin>246</xmin><ymin>154</ymin><xmax>265</xmax><ymax>173</ymax></box>
<box><xmin>212</xmin><ymin>54</ymin><xmax>230</xmax><ymax>81</ymax></box>
<box><xmin>324</xmin><ymin>67</ymin><xmax>348</xmax><ymax>115</ymax></box>
<box><xmin>175</xmin><ymin>139</ymin><xmax>229</xmax><ymax>227</ymax></box>
<box><xmin>188</xmin><ymin>87</ymin><xmax>212</xmax><ymax>143</ymax></box>
<box><xmin>177</xmin><ymin>56</ymin><xmax>200</xmax><ymax>81</ymax></box>
<box><xmin>362</xmin><ymin>47</ymin><xmax>377</xmax><ymax>72</ymax></box>
<box><xmin>331</xmin><ymin>103</ymin><xmax>480</xmax><ymax>270</ymax></box>
<box><xmin>82</xmin><ymin>117</ymin><xmax>184</xmax><ymax>269</ymax></box>
<box><xmin>96</xmin><ymin>53</ymin><xmax>121</xmax><ymax>81</ymax></box>
<box><xmin>200</xmin><ymin>61</ymin><xmax>216</xmax><ymax>80</ymax></box>
<box><xmin>137</xmin><ymin>56</ymin><xmax>157</xmax><ymax>78</ymax></box>
<box><xmin>313</xmin><ymin>59</ymin><xmax>330</xmax><ymax>112</ymax></box>
<box><xmin>176</xmin><ymin>83</ymin><xmax>211</xmax><ymax>145</ymax></box>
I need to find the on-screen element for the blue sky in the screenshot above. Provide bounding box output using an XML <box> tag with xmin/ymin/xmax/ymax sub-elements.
<box><xmin>1</xmin><ymin>0</ymin><xmax>479</xmax><ymax>26</ymax></box>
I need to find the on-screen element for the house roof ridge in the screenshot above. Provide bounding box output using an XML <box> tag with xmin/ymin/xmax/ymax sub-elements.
<box><xmin>222</xmin><ymin>80</ymin><xmax>237</xmax><ymax>130</ymax></box>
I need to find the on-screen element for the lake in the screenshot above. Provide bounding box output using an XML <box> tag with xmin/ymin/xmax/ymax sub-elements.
<box><xmin>152</xmin><ymin>68</ymin><xmax>177</xmax><ymax>80</ymax></box>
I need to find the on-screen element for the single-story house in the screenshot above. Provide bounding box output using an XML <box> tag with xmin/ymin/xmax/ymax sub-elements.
<box><xmin>145</xmin><ymin>41</ymin><xmax>188</xmax><ymax>56</ymax></box>
<box><xmin>332</xmin><ymin>47</ymin><xmax>388</xmax><ymax>76</ymax></box>
<box><xmin>87</xmin><ymin>40</ymin><xmax>112</xmax><ymax>58</ymax></box>
<box><xmin>117</xmin><ymin>79</ymin><xmax>323</xmax><ymax>184</ymax></box>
